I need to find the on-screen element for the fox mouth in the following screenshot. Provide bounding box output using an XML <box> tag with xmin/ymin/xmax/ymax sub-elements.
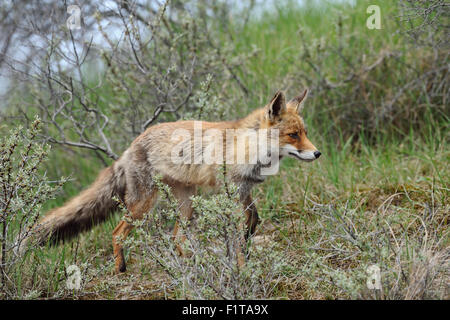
<box><xmin>288</xmin><ymin>151</ymin><xmax>317</xmax><ymax>162</ymax></box>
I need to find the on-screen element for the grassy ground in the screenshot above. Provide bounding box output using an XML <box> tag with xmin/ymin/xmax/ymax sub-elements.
<box><xmin>2</xmin><ymin>0</ymin><xmax>448</xmax><ymax>299</ymax></box>
<box><xmin>15</xmin><ymin>126</ymin><xmax>446</xmax><ymax>299</ymax></box>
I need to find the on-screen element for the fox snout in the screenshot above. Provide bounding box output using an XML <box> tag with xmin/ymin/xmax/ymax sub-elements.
<box><xmin>281</xmin><ymin>137</ymin><xmax>321</xmax><ymax>162</ymax></box>
<box><xmin>287</xmin><ymin>149</ymin><xmax>321</xmax><ymax>162</ymax></box>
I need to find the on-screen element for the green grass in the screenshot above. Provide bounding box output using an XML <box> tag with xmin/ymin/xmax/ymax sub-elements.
<box><xmin>230</xmin><ymin>0</ymin><xmax>401</xmax><ymax>95</ymax></box>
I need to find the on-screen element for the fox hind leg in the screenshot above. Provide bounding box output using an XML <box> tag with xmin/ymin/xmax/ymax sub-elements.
<box><xmin>113</xmin><ymin>190</ymin><xmax>157</xmax><ymax>273</ymax></box>
<box><xmin>112</xmin><ymin>220</ymin><xmax>133</xmax><ymax>273</ymax></box>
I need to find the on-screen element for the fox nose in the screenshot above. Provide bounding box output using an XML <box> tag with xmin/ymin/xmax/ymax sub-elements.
<box><xmin>314</xmin><ymin>151</ymin><xmax>321</xmax><ymax>159</ymax></box>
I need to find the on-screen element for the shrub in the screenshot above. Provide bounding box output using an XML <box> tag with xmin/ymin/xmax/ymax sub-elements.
<box><xmin>119</xmin><ymin>173</ymin><xmax>288</xmax><ymax>299</ymax></box>
<box><xmin>0</xmin><ymin>117</ymin><xmax>66</xmax><ymax>298</ymax></box>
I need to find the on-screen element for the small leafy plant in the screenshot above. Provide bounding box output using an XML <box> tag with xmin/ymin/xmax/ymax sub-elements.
<box><xmin>0</xmin><ymin>117</ymin><xmax>66</xmax><ymax>298</ymax></box>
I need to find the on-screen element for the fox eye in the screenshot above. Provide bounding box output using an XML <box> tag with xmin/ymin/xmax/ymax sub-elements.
<box><xmin>288</xmin><ymin>132</ymin><xmax>299</xmax><ymax>139</ymax></box>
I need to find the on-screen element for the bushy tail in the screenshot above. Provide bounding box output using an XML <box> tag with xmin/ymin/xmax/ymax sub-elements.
<box><xmin>19</xmin><ymin>165</ymin><xmax>126</xmax><ymax>251</ymax></box>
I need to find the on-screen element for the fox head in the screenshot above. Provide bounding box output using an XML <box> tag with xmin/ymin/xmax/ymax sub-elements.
<box><xmin>262</xmin><ymin>89</ymin><xmax>321</xmax><ymax>162</ymax></box>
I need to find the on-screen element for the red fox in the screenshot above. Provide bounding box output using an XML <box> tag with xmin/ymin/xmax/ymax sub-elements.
<box><xmin>21</xmin><ymin>89</ymin><xmax>320</xmax><ymax>273</ymax></box>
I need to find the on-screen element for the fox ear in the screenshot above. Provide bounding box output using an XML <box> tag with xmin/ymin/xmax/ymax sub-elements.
<box><xmin>287</xmin><ymin>88</ymin><xmax>309</xmax><ymax>114</ymax></box>
<box><xmin>267</xmin><ymin>91</ymin><xmax>286</xmax><ymax>120</ymax></box>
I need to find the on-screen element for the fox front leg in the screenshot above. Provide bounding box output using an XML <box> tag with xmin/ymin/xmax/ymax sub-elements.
<box><xmin>242</xmin><ymin>194</ymin><xmax>260</xmax><ymax>240</ymax></box>
<box><xmin>234</xmin><ymin>194</ymin><xmax>260</xmax><ymax>267</ymax></box>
